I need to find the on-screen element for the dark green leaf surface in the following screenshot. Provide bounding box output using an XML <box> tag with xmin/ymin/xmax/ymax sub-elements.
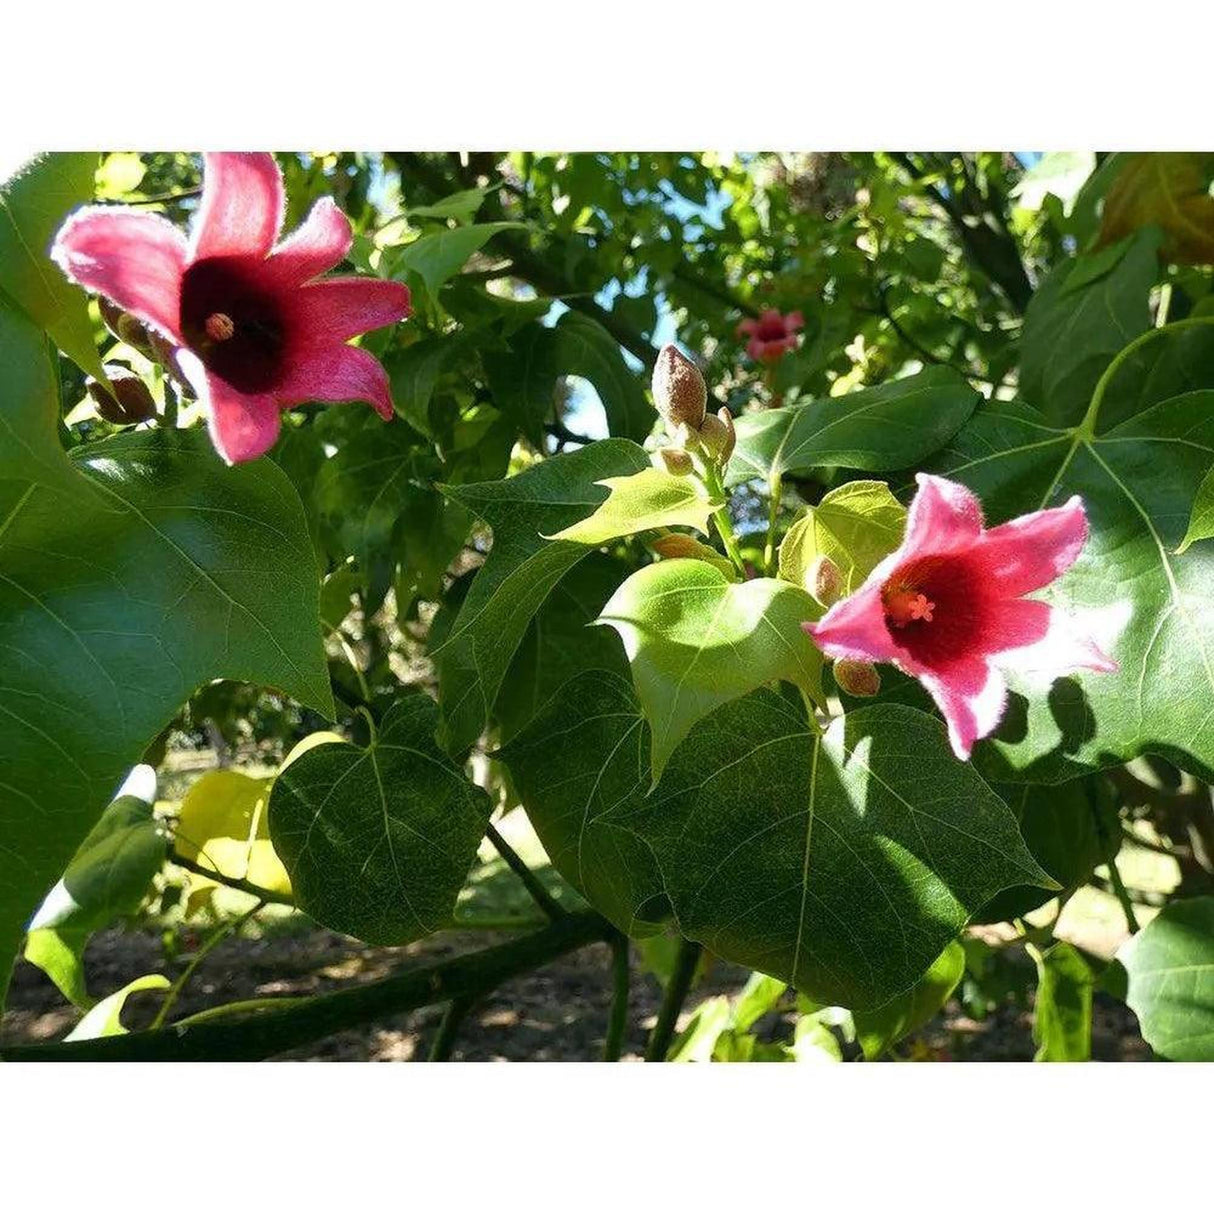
<box><xmin>932</xmin><ymin>393</ymin><xmax>1214</xmax><ymax>782</ymax></box>
<box><xmin>270</xmin><ymin>695</ymin><xmax>492</xmax><ymax>944</ymax></box>
<box><xmin>1119</xmin><ymin>896</ymin><xmax>1214</xmax><ymax>1060</ymax></box>
<box><xmin>726</xmin><ymin>367</ymin><xmax>980</xmax><ymax>486</ymax></box>
<box><xmin>392</xmin><ymin>221</ymin><xmax>524</xmax><ymax>299</ymax></box>
<box><xmin>0</xmin><ymin>153</ymin><xmax>108</xmax><ymax>382</ymax></box>
<box><xmin>1179</xmin><ymin>464</ymin><xmax>1214</xmax><ymax>554</ymax></box>
<box><xmin>0</xmin><ymin>303</ymin><xmax>331</xmax><ymax>1001</ymax></box>
<box><xmin>503</xmin><ymin>670</ymin><xmax>1049</xmax><ymax>1008</ymax></box>
<box><xmin>433</xmin><ymin>439</ymin><xmax>650</xmax><ymax>754</ymax></box>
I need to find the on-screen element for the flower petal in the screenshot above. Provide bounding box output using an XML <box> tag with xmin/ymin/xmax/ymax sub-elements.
<box><xmin>802</xmin><ymin>579</ymin><xmax>905</xmax><ymax>666</ymax></box>
<box><xmin>178</xmin><ymin>350</ymin><xmax>281</xmax><ymax>463</ymax></box>
<box><xmin>997</xmin><ymin>602</ymin><xmax>1118</xmax><ymax>678</ymax></box>
<box><xmin>903</xmin><ymin>473</ymin><xmax>984</xmax><ymax>555</ymax></box>
<box><xmin>51</xmin><ymin>207</ymin><xmax>186</xmax><ymax>342</ymax></box>
<box><xmin>920</xmin><ymin>659</ymin><xmax>1008</xmax><ymax>761</ymax></box>
<box><xmin>268</xmin><ymin>197</ymin><xmax>353</xmax><ymax>283</ymax></box>
<box><xmin>191</xmin><ymin>153</ymin><xmax>285</xmax><ymax>260</ymax></box>
<box><xmin>275</xmin><ymin>343</ymin><xmax>395</xmax><ymax>419</ymax></box>
<box><xmin>785</xmin><ymin>310</ymin><xmax>804</xmax><ymax>331</ymax></box>
<box><xmin>976</xmin><ymin>494</ymin><xmax>1089</xmax><ymax>596</ymax></box>
<box><xmin>287</xmin><ymin>276</ymin><xmax>411</xmax><ymax>342</ymax></box>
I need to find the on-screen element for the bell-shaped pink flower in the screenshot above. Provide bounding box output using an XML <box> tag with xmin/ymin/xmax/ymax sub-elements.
<box><xmin>51</xmin><ymin>153</ymin><xmax>410</xmax><ymax>463</ymax></box>
<box><xmin>736</xmin><ymin>308</ymin><xmax>803</xmax><ymax>364</ymax></box>
<box><xmin>803</xmin><ymin>474</ymin><xmax>1117</xmax><ymax>760</ymax></box>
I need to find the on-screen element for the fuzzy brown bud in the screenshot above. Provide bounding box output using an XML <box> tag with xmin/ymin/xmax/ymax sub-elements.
<box><xmin>87</xmin><ymin>367</ymin><xmax>157</xmax><ymax>424</ymax></box>
<box><xmin>807</xmin><ymin>555</ymin><xmax>842</xmax><ymax>607</ymax></box>
<box><xmin>658</xmin><ymin>447</ymin><xmax>694</xmax><ymax>476</ymax></box>
<box><xmin>98</xmin><ymin>298</ymin><xmax>155</xmax><ymax>357</ymax></box>
<box><xmin>716</xmin><ymin>406</ymin><xmax>736</xmax><ymax>462</ymax></box>
<box><xmin>652</xmin><ymin>344</ymin><xmax>707</xmax><ymax>431</ymax></box>
<box><xmin>834</xmin><ymin>658</ymin><xmax>881</xmax><ymax>698</ymax></box>
<box><xmin>697</xmin><ymin>412</ymin><xmax>731</xmax><ymax>461</ymax></box>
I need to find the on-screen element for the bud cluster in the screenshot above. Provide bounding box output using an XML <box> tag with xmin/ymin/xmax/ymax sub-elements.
<box><xmin>651</xmin><ymin>345</ymin><xmax>736</xmax><ymax>474</ymax></box>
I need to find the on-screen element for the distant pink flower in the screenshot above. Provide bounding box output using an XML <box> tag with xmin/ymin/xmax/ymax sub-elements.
<box><xmin>803</xmin><ymin>474</ymin><xmax>1117</xmax><ymax>760</ymax></box>
<box><xmin>736</xmin><ymin>308</ymin><xmax>803</xmax><ymax>364</ymax></box>
<box><xmin>52</xmin><ymin>153</ymin><xmax>410</xmax><ymax>463</ymax></box>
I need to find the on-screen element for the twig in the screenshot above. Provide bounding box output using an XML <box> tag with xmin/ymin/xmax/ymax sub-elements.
<box><xmin>603</xmin><ymin>933</ymin><xmax>630</xmax><ymax>1061</ymax></box>
<box><xmin>645</xmin><ymin>938</ymin><xmax>703</xmax><ymax>1062</ymax></box>
<box><xmin>168</xmin><ymin>848</ymin><xmax>294</xmax><ymax>907</ymax></box>
<box><xmin>427</xmin><ymin>995</ymin><xmax>478</xmax><ymax>1061</ymax></box>
<box><xmin>485</xmin><ymin>821</ymin><xmax>567</xmax><ymax>922</ymax></box>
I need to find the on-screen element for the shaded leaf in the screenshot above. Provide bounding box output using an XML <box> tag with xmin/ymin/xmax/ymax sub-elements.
<box><xmin>854</xmin><ymin>939</ymin><xmax>965</xmax><ymax>1059</ymax></box>
<box><xmin>393</xmin><ymin>221</ymin><xmax>525</xmax><ymax>299</ymax></box>
<box><xmin>65</xmin><ymin>973</ymin><xmax>170</xmax><ymax>1042</ymax></box>
<box><xmin>1178</xmin><ymin>464</ymin><xmax>1214</xmax><ymax>554</ymax></box>
<box><xmin>1030</xmin><ymin>940</ymin><xmax>1093</xmax><ymax>1061</ymax></box>
<box><xmin>1099</xmin><ymin>153</ymin><xmax>1214</xmax><ymax>266</ymax></box>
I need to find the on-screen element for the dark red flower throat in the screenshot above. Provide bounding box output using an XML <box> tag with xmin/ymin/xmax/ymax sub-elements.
<box><xmin>880</xmin><ymin>554</ymin><xmax>989</xmax><ymax>668</ymax></box>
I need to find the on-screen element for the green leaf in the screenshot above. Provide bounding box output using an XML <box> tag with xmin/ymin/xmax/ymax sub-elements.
<box><xmin>503</xmin><ymin>671</ymin><xmax>1051</xmax><ymax>1008</ymax></box>
<box><xmin>599</xmin><ymin>559</ymin><xmax>825</xmax><ymax>783</ymax></box>
<box><xmin>0</xmin><ymin>302</ymin><xmax>331</xmax><ymax>1001</ymax></box>
<box><xmin>496</xmin><ymin>553</ymin><xmax>630</xmax><ymax>743</ymax></box>
<box><xmin>65</xmin><ymin>973</ymin><xmax>170</xmax><ymax>1042</ymax></box>
<box><xmin>854</xmin><ymin>939</ymin><xmax>965</xmax><ymax>1059</ymax></box>
<box><xmin>727</xmin><ymin>367</ymin><xmax>979</xmax><ymax>486</ymax></box>
<box><xmin>932</xmin><ymin>393</ymin><xmax>1214</xmax><ymax>782</ymax></box>
<box><xmin>433</xmin><ymin>439</ymin><xmax>650</xmax><ymax>754</ymax></box>
<box><xmin>498</xmin><ymin>672</ymin><xmax>668</xmax><ymax>936</ymax></box>
<box><xmin>269</xmin><ymin>695</ymin><xmax>493</xmax><ymax>944</ymax></box>
<box><xmin>548</xmin><ymin>465</ymin><xmax>719</xmax><ymax>545</ymax></box>
<box><xmin>1030</xmin><ymin>941</ymin><xmax>1093</xmax><ymax>1061</ymax></box>
<box><xmin>405</xmin><ymin>185</ymin><xmax>490</xmax><ymax>225</ymax></box>
<box><xmin>393</xmin><ymin>222</ymin><xmax>524</xmax><ymax>299</ymax></box>
<box><xmin>1119</xmin><ymin>896</ymin><xmax>1214</xmax><ymax>1060</ymax></box>
<box><xmin>484</xmin><ymin>313</ymin><xmax>653</xmax><ymax>444</ymax></box>
<box><xmin>1099</xmin><ymin>153</ymin><xmax>1214</xmax><ymax>266</ymax></box>
<box><xmin>778</xmin><ymin>479</ymin><xmax>906</xmax><ymax>596</ymax></box>
<box><xmin>0</xmin><ymin>153</ymin><xmax>108</xmax><ymax>382</ymax></box>
<box><xmin>24</xmin><ymin>929</ymin><xmax>91</xmax><ymax>1010</ymax></box>
<box><xmin>733</xmin><ymin>971</ymin><xmax>788</xmax><ymax>1033</ymax></box>
<box><xmin>1178</xmin><ymin>464</ymin><xmax>1214</xmax><ymax>554</ymax></box>
<box><xmin>1019</xmin><ymin>229</ymin><xmax>1160</xmax><ymax>427</ymax></box>
<box><xmin>385</xmin><ymin>335</ymin><xmax>470</xmax><ymax>437</ymax></box>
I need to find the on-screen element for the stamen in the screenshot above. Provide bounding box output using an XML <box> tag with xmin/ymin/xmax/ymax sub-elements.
<box><xmin>205</xmin><ymin>312</ymin><xmax>236</xmax><ymax>343</ymax></box>
<box><xmin>884</xmin><ymin>585</ymin><xmax>937</xmax><ymax>628</ymax></box>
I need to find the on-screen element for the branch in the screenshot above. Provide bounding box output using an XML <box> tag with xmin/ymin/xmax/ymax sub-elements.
<box><xmin>603</xmin><ymin>932</ymin><xmax>630</xmax><ymax>1061</ymax></box>
<box><xmin>485</xmin><ymin>820</ymin><xmax>566</xmax><ymax>922</ymax></box>
<box><xmin>644</xmin><ymin>937</ymin><xmax>702</xmax><ymax>1061</ymax></box>
<box><xmin>2</xmin><ymin>910</ymin><xmax>612</xmax><ymax>1061</ymax></box>
<box><xmin>168</xmin><ymin>849</ymin><xmax>294</xmax><ymax>907</ymax></box>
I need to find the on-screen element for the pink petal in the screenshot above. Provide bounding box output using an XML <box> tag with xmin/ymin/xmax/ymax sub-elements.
<box><xmin>736</xmin><ymin>318</ymin><xmax>759</xmax><ymax>337</ymax></box>
<box><xmin>785</xmin><ymin>310</ymin><xmax>804</xmax><ymax>332</ymax></box>
<box><xmin>267</xmin><ymin>197</ymin><xmax>353</xmax><ymax>284</ymax></box>
<box><xmin>178</xmin><ymin>351</ymin><xmax>281</xmax><ymax>464</ymax></box>
<box><xmin>746</xmin><ymin>337</ymin><xmax>765</xmax><ymax>361</ymax></box>
<box><xmin>975</xmin><ymin>494</ymin><xmax>1089</xmax><ymax>597</ymax></box>
<box><xmin>902</xmin><ymin>473</ymin><xmax>984</xmax><ymax>555</ymax></box>
<box><xmin>997</xmin><ymin>603</ymin><xmax>1118</xmax><ymax>678</ymax></box>
<box><xmin>191</xmin><ymin>153</ymin><xmax>285</xmax><ymax>261</ymax></box>
<box><xmin>51</xmin><ymin>207</ymin><xmax>186</xmax><ymax>342</ymax></box>
<box><xmin>920</xmin><ymin>659</ymin><xmax>1008</xmax><ymax>761</ymax></box>
<box><xmin>286</xmin><ymin>277</ymin><xmax>411</xmax><ymax>343</ymax></box>
<box><xmin>802</xmin><ymin>579</ymin><xmax>905</xmax><ymax>666</ymax></box>
<box><xmin>275</xmin><ymin>343</ymin><xmax>395</xmax><ymax>419</ymax></box>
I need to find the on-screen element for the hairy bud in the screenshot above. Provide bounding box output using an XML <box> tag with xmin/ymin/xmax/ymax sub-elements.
<box><xmin>87</xmin><ymin>366</ymin><xmax>157</xmax><ymax>425</ymax></box>
<box><xmin>807</xmin><ymin>555</ymin><xmax>842</xmax><ymax>607</ymax></box>
<box><xmin>716</xmin><ymin>406</ymin><xmax>736</xmax><ymax>462</ymax></box>
<box><xmin>658</xmin><ymin>447</ymin><xmax>694</xmax><ymax>476</ymax></box>
<box><xmin>697</xmin><ymin>412</ymin><xmax>731</xmax><ymax>461</ymax></box>
<box><xmin>833</xmin><ymin>658</ymin><xmax>881</xmax><ymax>698</ymax></box>
<box><xmin>98</xmin><ymin>298</ymin><xmax>155</xmax><ymax>357</ymax></box>
<box><xmin>652</xmin><ymin>344</ymin><xmax>707</xmax><ymax>430</ymax></box>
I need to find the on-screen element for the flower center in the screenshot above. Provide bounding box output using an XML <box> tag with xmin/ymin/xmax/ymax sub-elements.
<box><xmin>204</xmin><ymin>312</ymin><xmax>235</xmax><ymax>342</ymax></box>
<box><xmin>883</xmin><ymin>584</ymin><xmax>937</xmax><ymax>628</ymax></box>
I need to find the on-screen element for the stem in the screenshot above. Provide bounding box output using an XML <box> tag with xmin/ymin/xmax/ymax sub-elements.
<box><xmin>3</xmin><ymin>909</ymin><xmax>612</xmax><ymax>1061</ymax></box>
<box><xmin>603</xmin><ymin>933</ymin><xmax>630</xmax><ymax>1061</ymax></box>
<box><xmin>168</xmin><ymin>848</ymin><xmax>295</xmax><ymax>907</ymax></box>
<box><xmin>1081</xmin><ymin>315</ymin><xmax>1214</xmax><ymax>436</ymax></box>
<box><xmin>1105</xmin><ymin>854</ymin><xmax>1141</xmax><ymax>935</ymax></box>
<box><xmin>644</xmin><ymin>937</ymin><xmax>703</xmax><ymax>1062</ymax></box>
<box><xmin>485</xmin><ymin>820</ymin><xmax>565</xmax><ymax>921</ymax></box>
<box><xmin>151</xmin><ymin>900</ymin><xmax>264</xmax><ymax>1030</ymax></box>
<box><xmin>763</xmin><ymin>473</ymin><xmax>783</xmax><ymax>577</ymax></box>
<box><xmin>701</xmin><ymin>463</ymin><xmax>746</xmax><ymax>577</ymax></box>
<box><xmin>428</xmin><ymin>996</ymin><xmax>477</xmax><ymax>1061</ymax></box>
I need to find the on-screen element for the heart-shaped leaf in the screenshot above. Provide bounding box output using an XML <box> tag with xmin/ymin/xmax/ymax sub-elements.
<box><xmin>726</xmin><ymin>367</ymin><xmax>979</xmax><ymax>487</ymax></box>
<box><xmin>599</xmin><ymin>559</ymin><xmax>825</xmax><ymax>783</ymax></box>
<box><xmin>269</xmin><ymin>695</ymin><xmax>492</xmax><ymax>944</ymax></box>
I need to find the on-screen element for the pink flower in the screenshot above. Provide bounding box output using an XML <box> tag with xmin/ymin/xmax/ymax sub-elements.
<box><xmin>51</xmin><ymin>153</ymin><xmax>410</xmax><ymax>463</ymax></box>
<box><xmin>736</xmin><ymin>308</ymin><xmax>803</xmax><ymax>364</ymax></box>
<box><xmin>802</xmin><ymin>474</ymin><xmax>1117</xmax><ymax>760</ymax></box>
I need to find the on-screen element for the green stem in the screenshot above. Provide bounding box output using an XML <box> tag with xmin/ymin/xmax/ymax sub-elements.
<box><xmin>644</xmin><ymin>937</ymin><xmax>703</xmax><ymax>1062</ymax></box>
<box><xmin>485</xmin><ymin>820</ymin><xmax>565</xmax><ymax>921</ymax></box>
<box><xmin>428</xmin><ymin>995</ymin><xmax>478</xmax><ymax>1061</ymax></box>
<box><xmin>151</xmin><ymin>900</ymin><xmax>264</xmax><ymax>1030</ymax></box>
<box><xmin>603</xmin><ymin>933</ymin><xmax>630</xmax><ymax>1061</ymax></box>
<box><xmin>1081</xmin><ymin>315</ymin><xmax>1214</xmax><ymax>436</ymax></box>
<box><xmin>763</xmin><ymin>473</ymin><xmax>783</xmax><ymax>577</ymax></box>
<box><xmin>1105</xmin><ymin>854</ymin><xmax>1141</xmax><ymax>935</ymax></box>
<box><xmin>3</xmin><ymin>909</ymin><xmax>612</xmax><ymax>1061</ymax></box>
<box><xmin>168</xmin><ymin>848</ymin><xmax>295</xmax><ymax>907</ymax></box>
<box><xmin>699</xmin><ymin>461</ymin><xmax>746</xmax><ymax>578</ymax></box>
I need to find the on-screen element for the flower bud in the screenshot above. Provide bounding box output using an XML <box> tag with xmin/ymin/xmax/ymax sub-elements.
<box><xmin>658</xmin><ymin>447</ymin><xmax>694</xmax><ymax>476</ymax></box>
<box><xmin>652</xmin><ymin>344</ymin><xmax>707</xmax><ymax>431</ymax></box>
<box><xmin>87</xmin><ymin>366</ymin><xmax>157</xmax><ymax>424</ymax></box>
<box><xmin>834</xmin><ymin>658</ymin><xmax>881</xmax><ymax>698</ymax></box>
<box><xmin>807</xmin><ymin>555</ymin><xmax>842</xmax><ymax>607</ymax></box>
<box><xmin>98</xmin><ymin>298</ymin><xmax>155</xmax><ymax>357</ymax></box>
<box><xmin>697</xmin><ymin>412</ymin><xmax>731</xmax><ymax>462</ymax></box>
<box><xmin>716</xmin><ymin>406</ymin><xmax>736</xmax><ymax>462</ymax></box>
